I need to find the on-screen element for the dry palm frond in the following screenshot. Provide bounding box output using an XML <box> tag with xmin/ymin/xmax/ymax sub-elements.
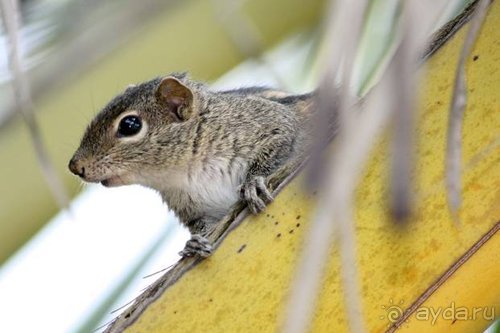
<box><xmin>283</xmin><ymin>0</ymin><xmax>450</xmax><ymax>332</ymax></box>
<box><xmin>282</xmin><ymin>0</ymin><xmax>369</xmax><ymax>331</ymax></box>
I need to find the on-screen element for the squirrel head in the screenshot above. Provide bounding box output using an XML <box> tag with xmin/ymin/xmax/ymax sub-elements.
<box><xmin>69</xmin><ymin>73</ymin><xmax>203</xmax><ymax>187</ymax></box>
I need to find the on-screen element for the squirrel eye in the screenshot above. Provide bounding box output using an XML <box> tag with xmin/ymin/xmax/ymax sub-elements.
<box><xmin>117</xmin><ymin>115</ymin><xmax>142</xmax><ymax>137</ymax></box>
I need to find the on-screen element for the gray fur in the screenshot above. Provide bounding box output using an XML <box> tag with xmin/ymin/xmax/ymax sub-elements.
<box><xmin>69</xmin><ymin>73</ymin><xmax>314</xmax><ymax>257</ymax></box>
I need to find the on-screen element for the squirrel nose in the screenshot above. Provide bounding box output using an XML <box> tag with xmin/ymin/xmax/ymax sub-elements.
<box><xmin>68</xmin><ymin>157</ymin><xmax>85</xmax><ymax>178</ymax></box>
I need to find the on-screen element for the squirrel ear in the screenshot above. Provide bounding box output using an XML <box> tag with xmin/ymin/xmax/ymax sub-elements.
<box><xmin>156</xmin><ymin>77</ymin><xmax>194</xmax><ymax>121</ymax></box>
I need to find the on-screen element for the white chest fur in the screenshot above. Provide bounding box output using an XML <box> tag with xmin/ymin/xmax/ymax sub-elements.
<box><xmin>145</xmin><ymin>157</ymin><xmax>248</xmax><ymax>221</ymax></box>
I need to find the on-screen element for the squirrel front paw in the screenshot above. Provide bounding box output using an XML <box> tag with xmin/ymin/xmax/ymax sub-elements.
<box><xmin>179</xmin><ymin>234</ymin><xmax>213</xmax><ymax>258</ymax></box>
<box><xmin>240</xmin><ymin>175</ymin><xmax>274</xmax><ymax>214</ymax></box>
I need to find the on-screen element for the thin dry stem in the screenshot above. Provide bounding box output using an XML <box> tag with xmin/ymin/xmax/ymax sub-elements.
<box><xmin>282</xmin><ymin>0</ymin><xmax>369</xmax><ymax>332</ymax></box>
<box><xmin>282</xmin><ymin>69</ymin><xmax>397</xmax><ymax>333</ymax></box>
<box><xmin>142</xmin><ymin>264</ymin><xmax>175</xmax><ymax>279</ymax></box>
<box><xmin>389</xmin><ymin>0</ymin><xmax>445</xmax><ymax>222</ymax></box>
<box><xmin>389</xmin><ymin>3</ymin><xmax>416</xmax><ymax>222</ymax></box>
<box><xmin>446</xmin><ymin>0</ymin><xmax>490</xmax><ymax>223</ymax></box>
<box><xmin>0</xmin><ymin>0</ymin><xmax>69</xmax><ymax>209</ymax></box>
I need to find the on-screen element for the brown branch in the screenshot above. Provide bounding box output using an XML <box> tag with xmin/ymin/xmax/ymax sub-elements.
<box><xmin>102</xmin><ymin>157</ymin><xmax>307</xmax><ymax>332</ymax></box>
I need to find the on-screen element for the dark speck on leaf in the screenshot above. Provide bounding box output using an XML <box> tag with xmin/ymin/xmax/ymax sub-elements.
<box><xmin>473</xmin><ymin>55</ymin><xmax>479</xmax><ymax>61</ymax></box>
<box><xmin>276</xmin><ymin>233</ymin><xmax>282</xmax><ymax>238</ymax></box>
<box><xmin>296</xmin><ymin>215</ymin><xmax>301</xmax><ymax>220</ymax></box>
<box><xmin>289</xmin><ymin>229</ymin><xmax>294</xmax><ymax>234</ymax></box>
<box><xmin>296</xmin><ymin>223</ymin><xmax>301</xmax><ymax>228</ymax></box>
<box><xmin>274</xmin><ymin>221</ymin><xmax>279</xmax><ymax>225</ymax></box>
<box><xmin>237</xmin><ymin>244</ymin><xmax>247</xmax><ymax>253</ymax></box>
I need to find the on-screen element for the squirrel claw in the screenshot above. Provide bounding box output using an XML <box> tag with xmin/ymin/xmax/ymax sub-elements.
<box><xmin>179</xmin><ymin>234</ymin><xmax>213</xmax><ymax>258</ymax></box>
<box><xmin>240</xmin><ymin>176</ymin><xmax>274</xmax><ymax>214</ymax></box>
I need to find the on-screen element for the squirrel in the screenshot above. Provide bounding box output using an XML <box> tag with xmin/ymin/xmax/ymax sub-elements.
<box><xmin>69</xmin><ymin>73</ymin><xmax>317</xmax><ymax>257</ymax></box>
